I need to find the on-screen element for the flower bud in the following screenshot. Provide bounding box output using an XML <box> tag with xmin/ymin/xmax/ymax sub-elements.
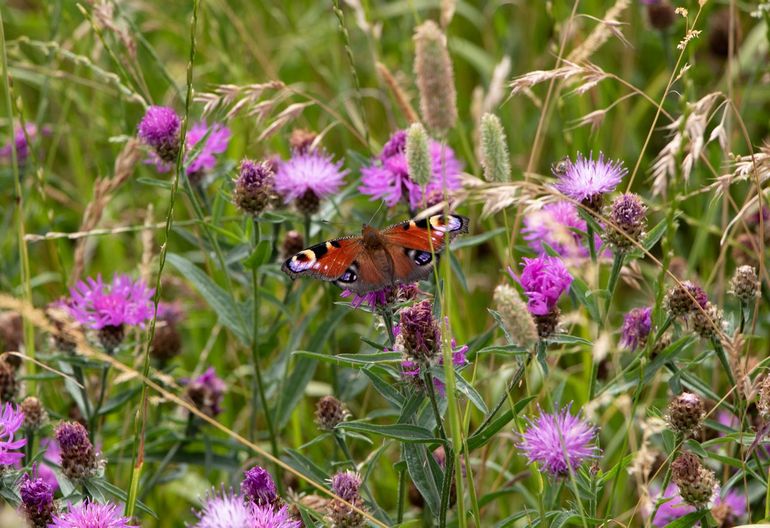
<box><xmin>233</xmin><ymin>159</ymin><xmax>275</xmax><ymax>217</ymax></box>
<box><xmin>399</xmin><ymin>300</ymin><xmax>441</xmax><ymax>362</ymax></box>
<box><xmin>729</xmin><ymin>265</ymin><xmax>759</xmax><ymax>303</ymax></box>
<box><xmin>604</xmin><ymin>193</ymin><xmax>647</xmax><ymax>251</ymax></box>
<box><xmin>150</xmin><ymin>304</ymin><xmax>182</xmax><ymax>364</ymax></box>
<box><xmin>289</xmin><ymin>128</ymin><xmax>318</xmax><ymax>154</ymax></box>
<box><xmin>645</xmin><ymin>2</ymin><xmax>676</xmax><ymax>31</ymax></box>
<box><xmin>664</xmin><ymin>281</ymin><xmax>708</xmax><ymax>318</ymax></box>
<box><xmin>281</xmin><ymin>230</ymin><xmax>305</xmax><ymax>260</ymax></box>
<box><xmin>671</xmin><ymin>452</ymin><xmax>717</xmax><ymax>508</ymax></box>
<box><xmin>20</xmin><ymin>474</ymin><xmax>56</xmax><ymax>528</ymax></box>
<box><xmin>241</xmin><ymin>465</ymin><xmax>278</xmax><ymax>507</ymax></box>
<box><xmin>97</xmin><ymin>324</ymin><xmax>125</xmax><ymax>354</ymax></box>
<box><xmin>0</xmin><ymin>358</ymin><xmax>18</xmax><ymax>403</ymax></box>
<box><xmin>295</xmin><ymin>189</ymin><xmax>320</xmax><ymax>216</ymax></box>
<box><xmin>21</xmin><ymin>397</ymin><xmax>48</xmax><ymax>431</ymax></box>
<box><xmin>327</xmin><ymin>471</ymin><xmax>366</xmax><ymax>528</ymax></box>
<box><xmin>0</xmin><ymin>312</ymin><xmax>22</xmax><ymax>354</ymax></box>
<box><xmin>315</xmin><ymin>395</ymin><xmax>350</xmax><ymax>431</ymax></box>
<box><xmin>56</xmin><ymin>421</ymin><xmax>100</xmax><ymax>481</ymax></box>
<box><xmin>480</xmin><ymin>113</ymin><xmax>511</xmax><ymax>182</ymax></box>
<box><xmin>691</xmin><ymin>302</ymin><xmax>724</xmax><ymax>341</ymax></box>
<box><xmin>666</xmin><ymin>392</ymin><xmax>704</xmax><ymax>436</ymax></box>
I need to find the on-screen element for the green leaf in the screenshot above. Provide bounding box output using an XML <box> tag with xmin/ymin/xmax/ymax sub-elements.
<box><xmin>450</xmin><ymin>227</ymin><xmax>505</xmax><ymax>249</ymax></box>
<box><xmin>363</xmin><ymin>367</ymin><xmax>404</xmax><ymax>407</ymax></box>
<box><xmin>336</xmin><ymin>421</ymin><xmax>440</xmax><ymax>443</ymax></box>
<box><xmin>258</xmin><ymin>211</ymin><xmax>288</xmax><ymax>224</ymax></box>
<box><xmin>403</xmin><ymin>443</ymin><xmax>441</xmax><ymax>514</ymax></box>
<box><xmin>469</xmin><ymin>344</ymin><xmax>528</xmax><ymax>360</ymax></box>
<box><xmin>627</xmin><ymin>216</ymin><xmax>671</xmax><ymax>260</ymax></box>
<box><xmin>243</xmin><ymin>240</ymin><xmax>272</xmax><ymax>270</ymax></box>
<box><xmin>569</xmin><ymin>276</ymin><xmax>601</xmax><ymax>321</ymax></box>
<box><xmin>166</xmin><ymin>253</ymin><xmax>250</xmax><ymax>344</ymax></box>
<box><xmin>275</xmin><ymin>307</ymin><xmax>348</xmax><ymax>429</ymax></box>
<box><xmin>663</xmin><ymin>510</ymin><xmax>709</xmax><ymax>528</ymax></box>
<box><xmin>546</xmin><ymin>334</ymin><xmax>592</xmax><ymax>346</ymax></box>
<box><xmin>292</xmin><ymin>351</ymin><xmax>403</xmax><ymax>368</ymax></box>
<box><xmin>468</xmin><ymin>396</ymin><xmax>535</xmax><ymax>450</ymax></box>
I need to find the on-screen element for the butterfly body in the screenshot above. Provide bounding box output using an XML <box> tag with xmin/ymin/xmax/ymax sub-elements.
<box><xmin>282</xmin><ymin>214</ymin><xmax>469</xmax><ymax>294</ymax></box>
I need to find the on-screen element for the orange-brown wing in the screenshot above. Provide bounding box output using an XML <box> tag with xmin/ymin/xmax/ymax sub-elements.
<box><xmin>281</xmin><ymin>237</ymin><xmax>363</xmax><ymax>282</ymax></box>
<box><xmin>380</xmin><ymin>214</ymin><xmax>469</xmax><ymax>252</ymax></box>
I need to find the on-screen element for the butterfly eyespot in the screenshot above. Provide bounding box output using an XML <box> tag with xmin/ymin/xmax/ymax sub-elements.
<box><xmin>406</xmin><ymin>248</ymin><xmax>433</xmax><ymax>266</ymax></box>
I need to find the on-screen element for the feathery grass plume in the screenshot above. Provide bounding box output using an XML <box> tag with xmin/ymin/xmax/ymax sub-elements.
<box><xmin>480</xmin><ymin>113</ymin><xmax>511</xmax><ymax>182</ymax></box>
<box><xmin>671</xmin><ymin>452</ymin><xmax>718</xmax><ymax>508</ymax></box>
<box><xmin>665</xmin><ymin>392</ymin><xmax>705</xmax><ymax>437</ymax></box>
<box><xmin>413</xmin><ymin>20</ymin><xmax>457</xmax><ymax>135</ymax></box>
<box><xmin>492</xmin><ymin>284</ymin><xmax>538</xmax><ymax>348</ymax></box>
<box><xmin>405</xmin><ymin>123</ymin><xmax>432</xmax><ymax>186</ymax></box>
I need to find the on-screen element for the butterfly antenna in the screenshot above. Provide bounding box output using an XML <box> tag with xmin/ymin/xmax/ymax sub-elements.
<box><xmin>367</xmin><ymin>201</ymin><xmax>387</xmax><ymax>227</ymax></box>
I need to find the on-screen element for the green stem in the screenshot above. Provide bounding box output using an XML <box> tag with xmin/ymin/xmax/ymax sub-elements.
<box><xmin>89</xmin><ymin>365</ymin><xmax>110</xmax><ymax>438</ymax></box>
<box><xmin>251</xmin><ymin>219</ymin><xmax>280</xmax><ymax>482</ymax></box>
<box><xmin>711</xmin><ymin>338</ymin><xmax>736</xmax><ymax>388</ymax></box>
<box><xmin>438</xmin><ymin>453</ymin><xmax>455</xmax><ymax>528</ymax></box>
<box><xmin>603</xmin><ymin>252</ymin><xmax>625</xmax><ymax>323</ymax></box>
<box><xmin>423</xmin><ymin>367</ymin><xmax>447</xmax><ymax>442</ymax></box>
<box><xmin>586</xmin><ymin>224</ymin><xmax>597</xmax><ymax>263</ymax></box>
<box><xmin>396</xmin><ymin>465</ymin><xmax>406</xmax><ymax>524</ymax></box>
<box><xmin>125</xmin><ymin>0</ymin><xmax>200</xmax><ymax>518</ymax></box>
<box><xmin>380</xmin><ymin>307</ymin><xmax>396</xmax><ymax>348</ymax></box>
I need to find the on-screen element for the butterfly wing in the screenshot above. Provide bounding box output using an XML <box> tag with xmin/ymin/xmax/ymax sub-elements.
<box><xmin>281</xmin><ymin>237</ymin><xmax>363</xmax><ymax>283</ymax></box>
<box><xmin>380</xmin><ymin>213</ymin><xmax>470</xmax><ymax>285</ymax></box>
<box><xmin>380</xmin><ymin>214</ymin><xmax>470</xmax><ymax>252</ymax></box>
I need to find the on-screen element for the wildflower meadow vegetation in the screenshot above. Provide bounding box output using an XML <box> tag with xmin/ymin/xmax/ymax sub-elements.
<box><xmin>2</xmin><ymin>0</ymin><xmax>770</xmax><ymax>526</ymax></box>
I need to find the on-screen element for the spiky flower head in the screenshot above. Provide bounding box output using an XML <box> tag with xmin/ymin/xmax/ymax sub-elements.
<box><xmin>0</xmin><ymin>402</ymin><xmax>26</xmax><ymax>465</ymax></box>
<box><xmin>150</xmin><ymin>302</ymin><xmax>183</xmax><ymax>364</ymax></box>
<box><xmin>480</xmin><ymin>113</ymin><xmax>511</xmax><ymax>182</ymax></box>
<box><xmin>671</xmin><ymin>452</ymin><xmax>718</xmax><ymax>508</ymax></box>
<box><xmin>664</xmin><ymin>281</ymin><xmax>708</xmax><ymax>318</ymax></box>
<box><xmin>666</xmin><ymin>392</ymin><xmax>705</xmax><ymax>436</ymax></box>
<box><xmin>147</xmin><ymin>121</ymin><xmax>230</xmax><ymax>181</ymax></box>
<box><xmin>413</xmin><ymin>20</ymin><xmax>457</xmax><ymax>134</ymax></box>
<box><xmin>359</xmin><ymin>129</ymin><xmax>463</xmax><ymax>210</ymax></box>
<box><xmin>691</xmin><ymin>302</ymin><xmax>724</xmax><ymax>341</ymax></box>
<box><xmin>315</xmin><ymin>395</ymin><xmax>350</xmax><ymax>431</ymax></box>
<box><xmin>21</xmin><ymin>396</ymin><xmax>48</xmax><ymax>431</ymax></box>
<box><xmin>241</xmin><ymin>465</ymin><xmax>278</xmax><ymax>507</ymax></box>
<box><xmin>233</xmin><ymin>159</ymin><xmax>275</xmax><ymax>217</ymax></box>
<box><xmin>184</xmin><ymin>367</ymin><xmax>226</xmax><ymax>417</ymax></box>
<box><xmin>511</xmin><ymin>255</ymin><xmax>573</xmax><ymax>337</ymax></box>
<box><xmin>553</xmin><ymin>152</ymin><xmax>626</xmax><ymax>211</ymax></box>
<box><xmin>327</xmin><ymin>471</ymin><xmax>366</xmax><ymax>528</ymax></box>
<box><xmin>281</xmin><ymin>230</ymin><xmax>305</xmax><ymax>260</ymax></box>
<box><xmin>729</xmin><ymin>265</ymin><xmax>759</xmax><ymax>303</ymax></box>
<box><xmin>399</xmin><ymin>300</ymin><xmax>441</xmax><ymax>362</ymax></box>
<box><xmin>492</xmin><ymin>284</ymin><xmax>538</xmax><ymax>348</ymax></box>
<box><xmin>137</xmin><ymin>106</ymin><xmax>181</xmax><ymax>164</ymax></box>
<box><xmin>56</xmin><ymin>421</ymin><xmax>100</xmax><ymax>481</ymax></box>
<box><xmin>193</xmin><ymin>487</ymin><xmax>300</xmax><ymax>528</ymax></box>
<box><xmin>620</xmin><ymin>307</ymin><xmax>652</xmax><ymax>351</ymax></box>
<box><xmin>50</xmin><ymin>501</ymin><xmax>136</xmax><ymax>528</ymax></box>
<box><xmin>516</xmin><ymin>404</ymin><xmax>598</xmax><ymax>476</ymax></box>
<box><xmin>20</xmin><ymin>474</ymin><xmax>56</xmax><ymax>528</ymax></box>
<box><xmin>604</xmin><ymin>193</ymin><xmax>647</xmax><ymax>251</ymax></box>
<box><xmin>274</xmin><ymin>150</ymin><xmax>348</xmax><ymax>215</ymax></box>
<box><xmin>67</xmin><ymin>274</ymin><xmax>155</xmax><ymax>330</ymax></box>
<box><xmin>522</xmin><ymin>201</ymin><xmax>596</xmax><ymax>259</ymax></box>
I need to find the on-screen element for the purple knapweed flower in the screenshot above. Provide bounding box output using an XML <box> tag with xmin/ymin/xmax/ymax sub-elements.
<box><xmin>20</xmin><ymin>473</ymin><xmax>56</xmax><ymax>527</ymax></box>
<box><xmin>522</xmin><ymin>201</ymin><xmax>592</xmax><ymax>258</ymax></box>
<box><xmin>511</xmin><ymin>255</ymin><xmax>573</xmax><ymax>317</ymax></box>
<box><xmin>193</xmin><ymin>488</ymin><xmax>299</xmax><ymax>528</ymax></box>
<box><xmin>0</xmin><ymin>402</ymin><xmax>26</xmax><ymax>465</ymax></box>
<box><xmin>399</xmin><ymin>300</ymin><xmax>441</xmax><ymax>361</ymax></box>
<box><xmin>183</xmin><ymin>367</ymin><xmax>226</xmax><ymax>417</ymax></box>
<box><xmin>56</xmin><ymin>421</ymin><xmax>100</xmax><ymax>481</ymax></box>
<box><xmin>50</xmin><ymin>501</ymin><xmax>136</xmax><ymax>528</ymax></box>
<box><xmin>0</xmin><ymin>123</ymin><xmax>45</xmax><ymax>165</ymax></box>
<box><xmin>712</xmin><ymin>489</ymin><xmax>748</xmax><ymax>526</ymax></box>
<box><xmin>516</xmin><ymin>404</ymin><xmax>597</xmax><ymax>476</ymax></box>
<box><xmin>233</xmin><ymin>159</ymin><xmax>275</xmax><ymax>216</ymax></box>
<box><xmin>67</xmin><ymin>274</ymin><xmax>155</xmax><ymax>330</ymax></box>
<box><xmin>359</xmin><ymin>129</ymin><xmax>463</xmax><ymax>210</ymax></box>
<box><xmin>620</xmin><ymin>307</ymin><xmax>652</xmax><ymax>351</ymax></box>
<box><xmin>340</xmin><ymin>283</ymin><xmax>420</xmax><ymax>310</ymax></box>
<box><xmin>401</xmin><ymin>336</ymin><xmax>469</xmax><ymax>396</ymax></box>
<box><xmin>274</xmin><ymin>149</ymin><xmax>348</xmax><ymax>214</ymax></box>
<box><xmin>146</xmin><ymin>120</ymin><xmax>230</xmax><ymax>177</ymax></box>
<box><xmin>553</xmin><ymin>152</ymin><xmax>626</xmax><ymax>209</ymax></box>
<box><xmin>241</xmin><ymin>465</ymin><xmax>278</xmax><ymax>507</ymax></box>
<box><xmin>331</xmin><ymin>470</ymin><xmax>362</xmax><ymax>502</ymax></box>
<box><xmin>137</xmin><ymin>106</ymin><xmax>181</xmax><ymax>164</ymax></box>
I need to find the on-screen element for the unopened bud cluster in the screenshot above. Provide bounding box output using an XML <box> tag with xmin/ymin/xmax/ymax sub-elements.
<box><xmin>666</xmin><ymin>392</ymin><xmax>704</xmax><ymax>436</ymax></box>
<box><xmin>315</xmin><ymin>395</ymin><xmax>350</xmax><ymax>431</ymax></box>
<box><xmin>671</xmin><ymin>452</ymin><xmax>717</xmax><ymax>508</ymax></box>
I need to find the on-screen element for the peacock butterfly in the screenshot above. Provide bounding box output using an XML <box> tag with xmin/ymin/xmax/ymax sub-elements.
<box><xmin>281</xmin><ymin>214</ymin><xmax>470</xmax><ymax>294</ymax></box>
